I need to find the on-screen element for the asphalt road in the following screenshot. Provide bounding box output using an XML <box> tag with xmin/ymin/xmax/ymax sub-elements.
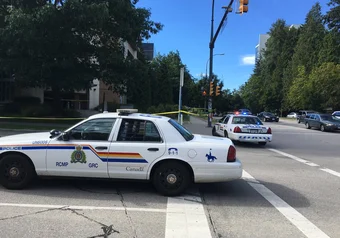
<box><xmin>0</xmin><ymin>117</ymin><xmax>339</xmax><ymax>238</ymax></box>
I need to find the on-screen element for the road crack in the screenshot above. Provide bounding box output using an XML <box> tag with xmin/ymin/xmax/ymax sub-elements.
<box><xmin>0</xmin><ymin>206</ymin><xmax>68</xmax><ymax>221</ymax></box>
<box><xmin>65</xmin><ymin>208</ymin><xmax>119</xmax><ymax>238</ymax></box>
<box><xmin>117</xmin><ymin>188</ymin><xmax>138</xmax><ymax>238</ymax></box>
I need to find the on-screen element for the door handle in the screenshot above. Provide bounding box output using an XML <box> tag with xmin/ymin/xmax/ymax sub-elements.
<box><xmin>148</xmin><ymin>148</ymin><xmax>159</xmax><ymax>152</ymax></box>
<box><xmin>95</xmin><ymin>146</ymin><xmax>108</xmax><ymax>150</ymax></box>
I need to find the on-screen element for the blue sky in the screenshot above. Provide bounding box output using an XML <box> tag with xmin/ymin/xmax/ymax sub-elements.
<box><xmin>136</xmin><ymin>0</ymin><xmax>330</xmax><ymax>90</ymax></box>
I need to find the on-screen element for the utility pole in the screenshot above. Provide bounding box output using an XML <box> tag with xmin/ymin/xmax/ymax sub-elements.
<box><xmin>178</xmin><ymin>67</ymin><xmax>184</xmax><ymax>125</ymax></box>
<box><xmin>207</xmin><ymin>0</ymin><xmax>235</xmax><ymax>127</ymax></box>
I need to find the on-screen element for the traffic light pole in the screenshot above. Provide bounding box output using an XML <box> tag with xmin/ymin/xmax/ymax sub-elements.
<box><xmin>207</xmin><ymin>0</ymin><xmax>234</xmax><ymax>127</ymax></box>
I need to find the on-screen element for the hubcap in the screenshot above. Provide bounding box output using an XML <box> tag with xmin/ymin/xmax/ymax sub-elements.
<box><xmin>166</xmin><ymin>174</ymin><xmax>177</xmax><ymax>184</ymax></box>
<box><xmin>9</xmin><ymin>167</ymin><xmax>20</xmax><ymax>177</ymax></box>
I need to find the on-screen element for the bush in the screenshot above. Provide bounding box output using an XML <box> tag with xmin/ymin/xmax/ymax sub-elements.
<box><xmin>146</xmin><ymin>105</ymin><xmax>157</xmax><ymax>114</ymax></box>
<box><xmin>13</xmin><ymin>96</ymin><xmax>41</xmax><ymax>104</ymax></box>
<box><xmin>21</xmin><ymin>104</ymin><xmax>53</xmax><ymax>117</ymax></box>
<box><xmin>156</xmin><ymin>104</ymin><xmax>165</xmax><ymax>113</ymax></box>
<box><xmin>61</xmin><ymin>109</ymin><xmax>82</xmax><ymax>118</ymax></box>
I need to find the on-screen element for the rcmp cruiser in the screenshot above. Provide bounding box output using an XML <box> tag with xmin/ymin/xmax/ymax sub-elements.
<box><xmin>0</xmin><ymin>109</ymin><xmax>242</xmax><ymax>196</ymax></box>
<box><xmin>212</xmin><ymin>113</ymin><xmax>273</xmax><ymax>146</ymax></box>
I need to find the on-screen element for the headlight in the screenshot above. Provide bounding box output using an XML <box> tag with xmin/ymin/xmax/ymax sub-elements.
<box><xmin>326</xmin><ymin>124</ymin><xmax>334</xmax><ymax>126</ymax></box>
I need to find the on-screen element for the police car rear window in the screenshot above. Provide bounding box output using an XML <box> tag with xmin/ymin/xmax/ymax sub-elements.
<box><xmin>232</xmin><ymin>116</ymin><xmax>263</xmax><ymax>125</ymax></box>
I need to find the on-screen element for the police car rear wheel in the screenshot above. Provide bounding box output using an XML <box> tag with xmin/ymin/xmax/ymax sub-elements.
<box><xmin>152</xmin><ymin>161</ymin><xmax>191</xmax><ymax>196</ymax></box>
<box><xmin>212</xmin><ymin>127</ymin><xmax>217</xmax><ymax>136</ymax></box>
<box><xmin>0</xmin><ymin>154</ymin><xmax>34</xmax><ymax>189</ymax></box>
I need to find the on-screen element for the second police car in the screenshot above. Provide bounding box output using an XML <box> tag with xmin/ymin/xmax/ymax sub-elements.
<box><xmin>212</xmin><ymin>113</ymin><xmax>272</xmax><ymax>145</ymax></box>
<box><xmin>0</xmin><ymin>109</ymin><xmax>242</xmax><ymax>196</ymax></box>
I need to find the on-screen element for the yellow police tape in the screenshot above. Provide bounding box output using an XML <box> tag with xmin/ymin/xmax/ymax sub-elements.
<box><xmin>153</xmin><ymin>110</ymin><xmax>199</xmax><ymax>116</ymax></box>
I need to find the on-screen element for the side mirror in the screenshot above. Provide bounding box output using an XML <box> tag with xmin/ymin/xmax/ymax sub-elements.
<box><xmin>50</xmin><ymin>129</ymin><xmax>61</xmax><ymax>136</ymax></box>
<box><xmin>60</xmin><ymin>132</ymin><xmax>70</xmax><ymax>141</ymax></box>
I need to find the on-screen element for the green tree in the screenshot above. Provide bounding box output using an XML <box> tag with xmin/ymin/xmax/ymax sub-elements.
<box><xmin>281</xmin><ymin>27</ymin><xmax>300</xmax><ymax>110</ymax></box>
<box><xmin>324</xmin><ymin>0</ymin><xmax>340</xmax><ymax>33</ymax></box>
<box><xmin>292</xmin><ymin>2</ymin><xmax>326</xmax><ymax>74</ymax></box>
<box><xmin>287</xmin><ymin>66</ymin><xmax>310</xmax><ymax>109</ymax></box>
<box><xmin>318</xmin><ymin>31</ymin><xmax>340</xmax><ymax>64</ymax></box>
<box><xmin>309</xmin><ymin>62</ymin><xmax>340</xmax><ymax>110</ymax></box>
<box><xmin>0</xmin><ymin>0</ymin><xmax>162</xmax><ymax>112</ymax></box>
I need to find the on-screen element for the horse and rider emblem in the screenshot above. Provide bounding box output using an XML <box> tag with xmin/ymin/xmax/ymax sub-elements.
<box><xmin>71</xmin><ymin>145</ymin><xmax>87</xmax><ymax>164</ymax></box>
<box><xmin>206</xmin><ymin>149</ymin><xmax>217</xmax><ymax>162</ymax></box>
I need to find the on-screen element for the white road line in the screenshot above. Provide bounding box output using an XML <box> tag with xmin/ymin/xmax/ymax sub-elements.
<box><xmin>242</xmin><ymin>170</ymin><xmax>330</xmax><ymax>238</ymax></box>
<box><xmin>319</xmin><ymin>168</ymin><xmax>340</xmax><ymax>178</ymax></box>
<box><xmin>268</xmin><ymin>149</ymin><xmax>320</xmax><ymax>167</ymax></box>
<box><xmin>165</xmin><ymin>194</ymin><xmax>212</xmax><ymax>238</ymax></box>
<box><xmin>0</xmin><ymin>203</ymin><xmax>166</xmax><ymax>213</ymax></box>
<box><xmin>268</xmin><ymin>148</ymin><xmax>340</xmax><ymax>178</ymax></box>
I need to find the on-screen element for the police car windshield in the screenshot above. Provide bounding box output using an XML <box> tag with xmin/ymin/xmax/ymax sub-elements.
<box><xmin>232</xmin><ymin>116</ymin><xmax>263</xmax><ymax>125</ymax></box>
<box><xmin>168</xmin><ymin>119</ymin><xmax>194</xmax><ymax>141</ymax></box>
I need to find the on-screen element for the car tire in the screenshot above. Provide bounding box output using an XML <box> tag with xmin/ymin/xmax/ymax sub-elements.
<box><xmin>0</xmin><ymin>154</ymin><xmax>35</xmax><ymax>190</ymax></box>
<box><xmin>258</xmin><ymin>142</ymin><xmax>267</xmax><ymax>146</ymax></box>
<box><xmin>152</xmin><ymin>161</ymin><xmax>192</xmax><ymax>197</ymax></box>
<box><xmin>320</xmin><ymin>125</ymin><xmax>325</xmax><ymax>132</ymax></box>
<box><xmin>212</xmin><ymin>126</ymin><xmax>217</xmax><ymax>136</ymax></box>
<box><xmin>305</xmin><ymin>123</ymin><xmax>311</xmax><ymax>129</ymax></box>
<box><xmin>224</xmin><ymin>131</ymin><xmax>229</xmax><ymax>138</ymax></box>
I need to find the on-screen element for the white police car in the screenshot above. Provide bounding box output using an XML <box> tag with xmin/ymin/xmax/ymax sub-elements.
<box><xmin>0</xmin><ymin>109</ymin><xmax>242</xmax><ymax>196</ymax></box>
<box><xmin>212</xmin><ymin>114</ymin><xmax>272</xmax><ymax>145</ymax></box>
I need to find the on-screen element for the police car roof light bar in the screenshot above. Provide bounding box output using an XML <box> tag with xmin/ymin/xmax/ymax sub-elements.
<box><xmin>117</xmin><ymin>109</ymin><xmax>138</xmax><ymax>116</ymax></box>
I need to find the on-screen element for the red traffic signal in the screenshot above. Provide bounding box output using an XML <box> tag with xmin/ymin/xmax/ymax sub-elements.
<box><xmin>202</xmin><ymin>90</ymin><xmax>207</xmax><ymax>96</ymax></box>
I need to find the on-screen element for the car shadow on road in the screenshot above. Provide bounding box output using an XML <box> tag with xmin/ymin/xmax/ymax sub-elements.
<box><xmin>0</xmin><ymin>177</ymin><xmax>166</xmax><ymax>205</ymax></box>
<box><xmin>198</xmin><ymin>179</ymin><xmax>310</xmax><ymax>208</ymax></box>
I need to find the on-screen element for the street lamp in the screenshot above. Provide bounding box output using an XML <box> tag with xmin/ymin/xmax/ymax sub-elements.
<box><xmin>205</xmin><ymin>53</ymin><xmax>225</xmax><ymax>79</ymax></box>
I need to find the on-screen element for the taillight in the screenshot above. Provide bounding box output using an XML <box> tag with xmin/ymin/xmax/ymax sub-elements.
<box><xmin>267</xmin><ymin>128</ymin><xmax>272</xmax><ymax>134</ymax></box>
<box><xmin>227</xmin><ymin>145</ymin><xmax>236</xmax><ymax>162</ymax></box>
<box><xmin>233</xmin><ymin>126</ymin><xmax>242</xmax><ymax>133</ymax></box>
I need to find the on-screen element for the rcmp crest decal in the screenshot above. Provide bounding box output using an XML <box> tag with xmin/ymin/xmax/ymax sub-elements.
<box><xmin>71</xmin><ymin>145</ymin><xmax>87</xmax><ymax>164</ymax></box>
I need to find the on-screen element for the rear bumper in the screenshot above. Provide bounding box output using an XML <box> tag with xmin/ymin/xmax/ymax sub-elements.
<box><xmin>192</xmin><ymin>159</ymin><xmax>243</xmax><ymax>183</ymax></box>
<box><xmin>229</xmin><ymin>133</ymin><xmax>272</xmax><ymax>142</ymax></box>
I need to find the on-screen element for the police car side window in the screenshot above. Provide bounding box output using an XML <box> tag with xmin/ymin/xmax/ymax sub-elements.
<box><xmin>69</xmin><ymin>118</ymin><xmax>116</xmax><ymax>141</ymax></box>
<box><xmin>117</xmin><ymin>119</ymin><xmax>162</xmax><ymax>142</ymax></box>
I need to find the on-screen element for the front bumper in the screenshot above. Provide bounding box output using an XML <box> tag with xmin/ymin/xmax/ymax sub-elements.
<box><xmin>229</xmin><ymin>132</ymin><xmax>272</xmax><ymax>142</ymax></box>
<box><xmin>192</xmin><ymin>159</ymin><xmax>243</xmax><ymax>183</ymax></box>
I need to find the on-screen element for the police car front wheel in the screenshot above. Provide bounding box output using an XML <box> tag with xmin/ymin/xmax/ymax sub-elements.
<box><xmin>152</xmin><ymin>161</ymin><xmax>191</xmax><ymax>196</ymax></box>
<box><xmin>0</xmin><ymin>154</ymin><xmax>35</xmax><ymax>189</ymax></box>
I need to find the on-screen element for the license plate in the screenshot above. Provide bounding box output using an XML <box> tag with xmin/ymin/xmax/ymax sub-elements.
<box><xmin>250</xmin><ymin>129</ymin><xmax>258</xmax><ymax>134</ymax></box>
<box><xmin>272</xmin><ymin>118</ymin><xmax>275</xmax><ymax>120</ymax></box>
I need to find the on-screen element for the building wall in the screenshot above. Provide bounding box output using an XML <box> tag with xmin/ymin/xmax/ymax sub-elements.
<box><xmin>98</xmin><ymin>81</ymin><xmax>121</xmax><ymax>106</ymax></box>
<box><xmin>255</xmin><ymin>34</ymin><xmax>270</xmax><ymax>61</ymax></box>
<box><xmin>89</xmin><ymin>79</ymin><xmax>100</xmax><ymax>109</ymax></box>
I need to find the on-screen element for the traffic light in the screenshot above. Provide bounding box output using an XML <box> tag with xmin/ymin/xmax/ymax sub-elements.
<box><xmin>202</xmin><ymin>90</ymin><xmax>207</xmax><ymax>96</ymax></box>
<box><xmin>216</xmin><ymin>85</ymin><xmax>221</xmax><ymax>96</ymax></box>
<box><xmin>209</xmin><ymin>81</ymin><xmax>214</xmax><ymax>96</ymax></box>
<box><xmin>239</xmin><ymin>0</ymin><xmax>249</xmax><ymax>14</ymax></box>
